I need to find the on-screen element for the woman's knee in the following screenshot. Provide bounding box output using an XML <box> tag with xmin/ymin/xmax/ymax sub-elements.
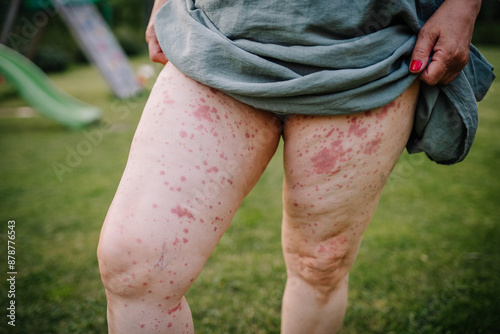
<box><xmin>97</xmin><ymin>226</ymin><xmax>156</xmax><ymax>298</ymax></box>
<box><xmin>284</xmin><ymin>234</ymin><xmax>356</xmax><ymax>295</ymax></box>
<box><xmin>97</xmin><ymin>216</ymin><xmax>190</xmax><ymax>300</ymax></box>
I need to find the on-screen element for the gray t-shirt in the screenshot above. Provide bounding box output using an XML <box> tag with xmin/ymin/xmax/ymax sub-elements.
<box><xmin>155</xmin><ymin>0</ymin><xmax>495</xmax><ymax>164</ymax></box>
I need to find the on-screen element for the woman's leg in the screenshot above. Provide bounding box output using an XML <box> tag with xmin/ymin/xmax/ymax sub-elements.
<box><xmin>280</xmin><ymin>81</ymin><xmax>420</xmax><ymax>333</ymax></box>
<box><xmin>97</xmin><ymin>63</ymin><xmax>281</xmax><ymax>333</ymax></box>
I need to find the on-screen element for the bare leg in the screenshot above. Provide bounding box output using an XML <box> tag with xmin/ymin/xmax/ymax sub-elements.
<box><xmin>97</xmin><ymin>63</ymin><xmax>281</xmax><ymax>333</ymax></box>
<box><xmin>280</xmin><ymin>81</ymin><xmax>420</xmax><ymax>333</ymax></box>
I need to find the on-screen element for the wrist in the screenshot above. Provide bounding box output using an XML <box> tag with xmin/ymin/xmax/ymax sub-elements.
<box><xmin>444</xmin><ymin>0</ymin><xmax>482</xmax><ymax>17</ymax></box>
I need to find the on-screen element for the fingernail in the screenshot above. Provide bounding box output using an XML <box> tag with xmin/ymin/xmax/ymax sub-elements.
<box><xmin>410</xmin><ymin>60</ymin><xmax>423</xmax><ymax>72</ymax></box>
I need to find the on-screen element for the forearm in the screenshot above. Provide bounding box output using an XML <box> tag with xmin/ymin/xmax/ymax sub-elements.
<box><xmin>444</xmin><ymin>0</ymin><xmax>482</xmax><ymax>24</ymax></box>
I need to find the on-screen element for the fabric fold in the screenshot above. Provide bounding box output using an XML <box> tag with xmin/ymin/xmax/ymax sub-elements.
<box><xmin>155</xmin><ymin>0</ymin><xmax>495</xmax><ymax>164</ymax></box>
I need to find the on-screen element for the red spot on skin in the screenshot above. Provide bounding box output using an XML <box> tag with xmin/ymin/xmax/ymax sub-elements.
<box><xmin>193</xmin><ymin>105</ymin><xmax>213</xmax><ymax>122</ymax></box>
<box><xmin>311</xmin><ymin>140</ymin><xmax>350</xmax><ymax>174</ymax></box>
<box><xmin>180</xmin><ymin>176</ymin><xmax>186</xmax><ymax>182</ymax></box>
<box><xmin>140</xmin><ymin>324</ymin><xmax>145</xmax><ymax>328</ymax></box>
<box><xmin>193</xmin><ymin>105</ymin><xmax>218</xmax><ymax>122</ymax></box>
<box><xmin>180</xmin><ymin>130</ymin><xmax>187</xmax><ymax>138</ymax></box>
<box><xmin>171</xmin><ymin>205</ymin><xmax>195</xmax><ymax>219</ymax></box>
<box><xmin>348</xmin><ymin>121</ymin><xmax>368</xmax><ymax>138</ymax></box>
<box><xmin>160</xmin><ymin>171</ymin><xmax>165</xmax><ymax>175</ymax></box>
<box><xmin>136</xmin><ymin>238</ymin><xmax>142</xmax><ymax>244</ymax></box>
<box><xmin>378</xmin><ymin>101</ymin><xmax>394</xmax><ymax>119</ymax></box>
<box><xmin>168</xmin><ymin>302</ymin><xmax>182</xmax><ymax>314</ymax></box>
<box><xmin>183</xmin><ymin>228</ymin><xmax>189</xmax><ymax>233</ymax></box>
<box><xmin>168</xmin><ymin>323</ymin><xmax>173</xmax><ymax>328</ymax></box>
<box><xmin>206</xmin><ymin>166</ymin><xmax>219</xmax><ymax>173</ymax></box>
<box><xmin>183</xmin><ymin>238</ymin><xmax>188</xmax><ymax>243</ymax></box>
<box><xmin>214</xmin><ymin>226</ymin><xmax>218</xmax><ymax>232</ymax></box>
<box><xmin>210</xmin><ymin>87</ymin><xmax>218</xmax><ymax>94</ymax></box>
<box><xmin>153</xmin><ymin>204</ymin><xmax>158</xmax><ymax>209</ymax></box>
<box><xmin>143</xmin><ymin>282</ymin><xmax>148</xmax><ymax>286</ymax></box>
<box><xmin>363</xmin><ymin>138</ymin><xmax>382</xmax><ymax>155</ymax></box>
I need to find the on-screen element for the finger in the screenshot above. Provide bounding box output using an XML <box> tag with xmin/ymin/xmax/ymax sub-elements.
<box><xmin>419</xmin><ymin>51</ymin><xmax>447</xmax><ymax>86</ymax></box>
<box><xmin>148</xmin><ymin>36</ymin><xmax>168</xmax><ymax>65</ymax></box>
<box><xmin>419</xmin><ymin>45</ymin><xmax>467</xmax><ymax>86</ymax></box>
<box><xmin>152</xmin><ymin>52</ymin><xmax>168</xmax><ymax>65</ymax></box>
<box><xmin>409</xmin><ymin>27</ymin><xmax>439</xmax><ymax>74</ymax></box>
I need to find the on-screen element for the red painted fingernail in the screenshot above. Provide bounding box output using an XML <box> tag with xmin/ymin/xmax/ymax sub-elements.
<box><xmin>410</xmin><ymin>60</ymin><xmax>423</xmax><ymax>72</ymax></box>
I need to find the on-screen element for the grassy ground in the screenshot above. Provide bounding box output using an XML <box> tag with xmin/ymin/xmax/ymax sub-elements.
<box><xmin>0</xmin><ymin>47</ymin><xmax>499</xmax><ymax>333</ymax></box>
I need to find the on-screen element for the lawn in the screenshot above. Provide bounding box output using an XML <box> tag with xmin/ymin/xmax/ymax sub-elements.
<box><xmin>0</xmin><ymin>47</ymin><xmax>499</xmax><ymax>333</ymax></box>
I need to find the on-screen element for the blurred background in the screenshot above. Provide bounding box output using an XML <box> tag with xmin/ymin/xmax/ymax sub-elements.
<box><xmin>0</xmin><ymin>1</ymin><xmax>499</xmax><ymax>333</ymax></box>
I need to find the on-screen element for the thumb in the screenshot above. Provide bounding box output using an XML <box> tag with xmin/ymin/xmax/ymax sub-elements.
<box><xmin>410</xmin><ymin>29</ymin><xmax>437</xmax><ymax>73</ymax></box>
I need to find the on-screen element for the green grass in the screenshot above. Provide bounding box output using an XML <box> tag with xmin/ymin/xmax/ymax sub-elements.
<box><xmin>1</xmin><ymin>48</ymin><xmax>499</xmax><ymax>333</ymax></box>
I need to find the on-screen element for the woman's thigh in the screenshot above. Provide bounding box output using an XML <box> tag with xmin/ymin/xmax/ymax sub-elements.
<box><xmin>281</xmin><ymin>80</ymin><xmax>420</xmax><ymax>287</ymax></box>
<box><xmin>98</xmin><ymin>63</ymin><xmax>281</xmax><ymax>294</ymax></box>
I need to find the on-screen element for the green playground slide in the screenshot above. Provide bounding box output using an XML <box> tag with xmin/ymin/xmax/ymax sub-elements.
<box><xmin>0</xmin><ymin>44</ymin><xmax>101</xmax><ymax>129</ymax></box>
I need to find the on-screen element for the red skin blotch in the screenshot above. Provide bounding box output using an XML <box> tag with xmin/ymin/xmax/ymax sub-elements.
<box><xmin>348</xmin><ymin>118</ymin><xmax>368</xmax><ymax>138</ymax></box>
<box><xmin>206</xmin><ymin>166</ymin><xmax>219</xmax><ymax>173</ymax></box>
<box><xmin>168</xmin><ymin>302</ymin><xmax>182</xmax><ymax>315</ymax></box>
<box><xmin>311</xmin><ymin>140</ymin><xmax>349</xmax><ymax>174</ymax></box>
<box><xmin>378</xmin><ymin>101</ymin><xmax>394</xmax><ymax>119</ymax></box>
<box><xmin>171</xmin><ymin>205</ymin><xmax>195</xmax><ymax>219</ymax></box>
<box><xmin>193</xmin><ymin>105</ymin><xmax>213</xmax><ymax>122</ymax></box>
<box><xmin>193</xmin><ymin>105</ymin><xmax>218</xmax><ymax>123</ymax></box>
<box><xmin>180</xmin><ymin>130</ymin><xmax>187</xmax><ymax>138</ymax></box>
<box><xmin>363</xmin><ymin>138</ymin><xmax>382</xmax><ymax>155</ymax></box>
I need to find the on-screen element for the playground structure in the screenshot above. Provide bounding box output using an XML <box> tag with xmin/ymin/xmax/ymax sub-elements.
<box><xmin>0</xmin><ymin>0</ymin><xmax>143</xmax><ymax>129</ymax></box>
<box><xmin>0</xmin><ymin>44</ymin><xmax>102</xmax><ymax>130</ymax></box>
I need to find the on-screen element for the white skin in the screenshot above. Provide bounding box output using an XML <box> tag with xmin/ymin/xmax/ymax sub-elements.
<box><xmin>98</xmin><ymin>0</ymin><xmax>481</xmax><ymax>332</ymax></box>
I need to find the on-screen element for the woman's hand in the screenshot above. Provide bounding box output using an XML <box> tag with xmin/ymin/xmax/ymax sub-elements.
<box><xmin>146</xmin><ymin>0</ymin><xmax>169</xmax><ymax>65</ymax></box>
<box><xmin>409</xmin><ymin>0</ymin><xmax>482</xmax><ymax>85</ymax></box>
